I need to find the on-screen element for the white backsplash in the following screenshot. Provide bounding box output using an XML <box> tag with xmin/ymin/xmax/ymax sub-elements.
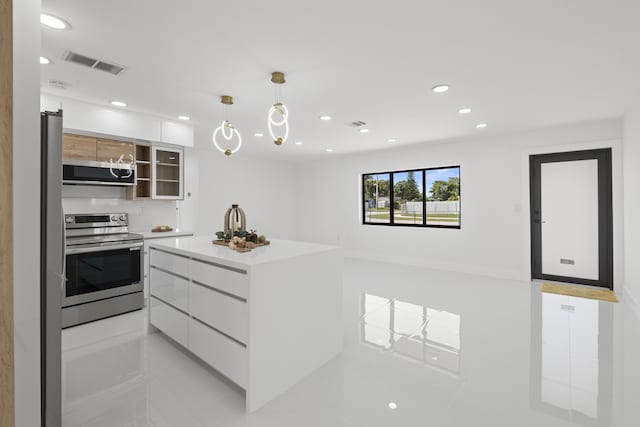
<box><xmin>62</xmin><ymin>185</ymin><xmax>180</xmax><ymax>233</ymax></box>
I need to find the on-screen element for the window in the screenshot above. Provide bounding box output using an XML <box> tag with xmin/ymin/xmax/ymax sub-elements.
<box><xmin>362</xmin><ymin>173</ymin><xmax>391</xmax><ymax>224</ymax></box>
<box><xmin>393</xmin><ymin>171</ymin><xmax>424</xmax><ymax>225</ymax></box>
<box><xmin>362</xmin><ymin>166</ymin><xmax>460</xmax><ymax>228</ymax></box>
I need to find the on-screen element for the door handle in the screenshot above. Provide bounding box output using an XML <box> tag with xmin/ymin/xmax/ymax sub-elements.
<box><xmin>61</xmin><ymin>206</ymin><xmax>67</xmax><ymax>277</ymax></box>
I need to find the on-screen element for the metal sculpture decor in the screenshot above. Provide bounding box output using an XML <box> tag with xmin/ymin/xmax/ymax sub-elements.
<box><xmin>268</xmin><ymin>71</ymin><xmax>289</xmax><ymax>146</ymax></box>
<box><xmin>212</xmin><ymin>95</ymin><xmax>242</xmax><ymax>156</ymax></box>
<box><xmin>223</xmin><ymin>204</ymin><xmax>246</xmax><ymax>234</ymax></box>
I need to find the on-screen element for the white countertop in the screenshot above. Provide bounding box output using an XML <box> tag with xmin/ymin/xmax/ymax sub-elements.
<box><xmin>134</xmin><ymin>230</ymin><xmax>194</xmax><ymax>240</ymax></box>
<box><xmin>148</xmin><ymin>235</ymin><xmax>340</xmax><ymax>268</ymax></box>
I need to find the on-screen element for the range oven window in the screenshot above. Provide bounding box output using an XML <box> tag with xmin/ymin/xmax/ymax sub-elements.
<box><xmin>66</xmin><ymin>247</ymin><xmax>141</xmax><ymax>297</ymax></box>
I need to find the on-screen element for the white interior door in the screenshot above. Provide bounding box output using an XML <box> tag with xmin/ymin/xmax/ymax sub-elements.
<box><xmin>540</xmin><ymin>160</ymin><xmax>599</xmax><ymax>280</ymax></box>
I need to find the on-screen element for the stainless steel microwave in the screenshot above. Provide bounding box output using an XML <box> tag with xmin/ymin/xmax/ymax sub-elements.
<box><xmin>63</xmin><ymin>160</ymin><xmax>136</xmax><ymax>186</ymax></box>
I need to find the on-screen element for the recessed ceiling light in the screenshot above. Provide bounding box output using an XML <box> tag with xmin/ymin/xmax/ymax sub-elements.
<box><xmin>326</xmin><ymin>148</ymin><xmax>334</xmax><ymax>152</ymax></box>
<box><xmin>177</xmin><ymin>115</ymin><xmax>190</xmax><ymax>121</ymax></box>
<box><xmin>111</xmin><ymin>101</ymin><xmax>127</xmax><ymax>107</ymax></box>
<box><xmin>319</xmin><ymin>115</ymin><xmax>332</xmax><ymax>121</ymax></box>
<box><xmin>387</xmin><ymin>138</ymin><xmax>396</xmax><ymax>143</ymax></box>
<box><xmin>295</xmin><ymin>141</ymin><xmax>303</xmax><ymax>145</ymax></box>
<box><xmin>432</xmin><ymin>84</ymin><xmax>450</xmax><ymax>93</ymax></box>
<box><xmin>254</xmin><ymin>132</ymin><xmax>264</xmax><ymax>137</ymax></box>
<box><xmin>476</xmin><ymin>123</ymin><xmax>488</xmax><ymax>129</ymax></box>
<box><xmin>359</xmin><ymin>129</ymin><xmax>369</xmax><ymax>133</ymax></box>
<box><xmin>388</xmin><ymin>402</ymin><xmax>397</xmax><ymax>410</ymax></box>
<box><xmin>40</xmin><ymin>56</ymin><xmax>51</xmax><ymax>65</ymax></box>
<box><xmin>458</xmin><ymin>107</ymin><xmax>472</xmax><ymax>114</ymax></box>
<box><xmin>40</xmin><ymin>13</ymin><xmax>69</xmax><ymax>30</ymax></box>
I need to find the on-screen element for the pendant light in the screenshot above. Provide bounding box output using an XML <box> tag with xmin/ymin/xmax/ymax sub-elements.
<box><xmin>268</xmin><ymin>71</ymin><xmax>289</xmax><ymax>146</ymax></box>
<box><xmin>212</xmin><ymin>95</ymin><xmax>242</xmax><ymax>156</ymax></box>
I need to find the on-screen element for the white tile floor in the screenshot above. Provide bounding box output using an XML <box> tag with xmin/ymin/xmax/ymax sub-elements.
<box><xmin>62</xmin><ymin>258</ymin><xmax>640</xmax><ymax>426</ymax></box>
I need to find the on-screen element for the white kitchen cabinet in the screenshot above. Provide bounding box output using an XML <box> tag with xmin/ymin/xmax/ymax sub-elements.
<box><xmin>190</xmin><ymin>280</ymin><xmax>248</xmax><ymax>343</ymax></box>
<box><xmin>42</xmin><ymin>94</ymin><xmax>195</xmax><ymax>147</ymax></box>
<box><xmin>190</xmin><ymin>258</ymin><xmax>248</xmax><ymax>299</ymax></box>
<box><xmin>149</xmin><ymin>296</ymin><xmax>189</xmax><ymax>348</ymax></box>
<box><xmin>150</xmin><ymin>268</ymin><xmax>189</xmax><ymax>313</ymax></box>
<box><xmin>141</xmin><ymin>233</ymin><xmax>194</xmax><ymax>302</ymax></box>
<box><xmin>149</xmin><ymin>247</ymin><xmax>189</xmax><ymax>277</ymax></box>
<box><xmin>151</xmin><ymin>146</ymin><xmax>184</xmax><ymax>200</ymax></box>
<box><xmin>161</xmin><ymin>120</ymin><xmax>195</xmax><ymax>147</ymax></box>
<box><xmin>188</xmin><ymin>317</ymin><xmax>247</xmax><ymax>388</ymax></box>
<box><xmin>147</xmin><ymin>237</ymin><xmax>343</xmax><ymax>413</ymax></box>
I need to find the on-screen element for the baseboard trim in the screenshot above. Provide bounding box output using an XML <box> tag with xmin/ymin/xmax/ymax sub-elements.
<box><xmin>344</xmin><ymin>250</ymin><xmax>528</xmax><ymax>282</ymax></box>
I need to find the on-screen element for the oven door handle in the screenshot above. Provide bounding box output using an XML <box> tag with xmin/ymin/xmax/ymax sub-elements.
<box><xmin>65</xmin><ymin>242</ymin><xmax>144</xmax><ymax>255</ymax></box>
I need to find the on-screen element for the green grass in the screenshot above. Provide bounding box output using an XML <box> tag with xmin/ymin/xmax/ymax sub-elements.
<box><xmin>365</xmin><ymin>211</ymin><xmax>460</xmax><ymax>223</ymax></box>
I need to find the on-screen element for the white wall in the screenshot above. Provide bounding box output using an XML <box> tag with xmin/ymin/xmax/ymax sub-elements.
<box><xmin>13</xmin><ymin>0</ymin><xmax>41</xmax><ymax>425</ymax></box>
<box><xmin>296</xmin><ymin>119</ymin><xmax>624</xmax><ymax>283</ymax></box>
<box><xmin>62</xmin><ymin>187</ymin><xmax>181</xmax><ymax>232</ymax></box>
<box><xmin>190</xmin><ymin>129</ymin><xmax>298</xmax><ymax>240</ymax></box>
<box><xmin>623</xmin><ymin>96</ymin><xmax>640</xmax><ymax>311</ymax></box>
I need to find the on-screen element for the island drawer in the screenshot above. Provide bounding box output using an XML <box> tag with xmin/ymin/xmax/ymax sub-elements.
<box><xmin>150</xmin><ymin>296</ymin><xmax>188</xmax><ymax>348</ymax></box>
<box><xmin>190</xmin><ymin>281</ymin><xmax>248</xmax><ymax>343</ymax></box>
<box><xmin>190</xmin><ymin>259</ymin><xmax>248</xmax><ymax>300</ymax></box>
<box><xmin>150</xmin><ymin>267</ymin><xmax>189</xmax><ymax>312</ymax></box>
<box><xmin>150</xmin><ymin>249</ymin><xmax>189</xmax><ymax>278</ymax></box>
<box><xmin>189</xmin><ymin>317</ymin><xmax>247</xmax><ymax>388</ymax></box>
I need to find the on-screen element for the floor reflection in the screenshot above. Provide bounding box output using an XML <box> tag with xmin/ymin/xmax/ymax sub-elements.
<box><xmin>63</xmin><ymin>336</ymin><xmax>148</xmax><ymax>426</ymax></box>
<box><xmin>361</xmin><ymin>293</ymin><xmax>462</xmax><ymax>374</ymax></box>
<box><xmin>59</xmin><ymin>259</ymin><xmax>640</xmax><ymax>426</ymax></box>
<box><xmin>530</xmin><ymin>288</ymin><xmax>613</xmax><ymax>426</ymax></box>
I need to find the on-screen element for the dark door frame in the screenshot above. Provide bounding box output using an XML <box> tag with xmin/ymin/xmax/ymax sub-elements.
<box><xmin>529</xmin><ymin>148</ymin><xmax>613</xmax><ymax>289</ymax></box>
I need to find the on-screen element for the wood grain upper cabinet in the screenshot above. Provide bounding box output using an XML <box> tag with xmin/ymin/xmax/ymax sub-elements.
<box><xmin>62</xmin><ymin>134</ymin><xmax>97</xmax><ymax>161</ymax></box>
<box><xmin>96</xmin><ymin>138</ymin><xmax>134</xmax><ymax>163</ymax></box>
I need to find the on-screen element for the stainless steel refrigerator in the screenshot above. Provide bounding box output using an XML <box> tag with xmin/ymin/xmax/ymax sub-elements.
<box><xmin>40</xmin><ymin>110</ymin><xmax>63</xmax><ymax>427</ymax></box>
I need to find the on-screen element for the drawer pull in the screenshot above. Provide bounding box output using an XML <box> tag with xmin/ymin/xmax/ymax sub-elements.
<box><xmin>150</xmin><ymin>265</ymin><xmax>189</xmax><ymax>281</ymax></box>
<box><xmin>150</xmin><ymin>295</ymin><xmax>189</xmax><ymax>316</ymax></box>
<box><xmin>192</xmin><ymin>279</ymin><xmax>247</xmax><ymax>303</ymax></box>
<box><xmin>191</xmin><ymin>315</ymin><xmax>247</xmax><ymax>348</ymax></box>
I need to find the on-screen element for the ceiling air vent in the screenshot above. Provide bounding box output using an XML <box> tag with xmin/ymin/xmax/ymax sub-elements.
<box><xmin>349</xmin><ymin>121</ymin><xmax>367</xmax><ymax>127</ymax></box>
<box><xmin>93</xmin><ymin>61</ymin><xmax>125</xmax><ymax>75</ymax></box>
<box><xmin>48</xmin><ymin>79</ymin><xmax>71</xmax><ymax>90</ymax></box>
<box><xmin>62</xmin><ymin>50</ymin><xmax>126</xmax><ymax>75</ymax></box>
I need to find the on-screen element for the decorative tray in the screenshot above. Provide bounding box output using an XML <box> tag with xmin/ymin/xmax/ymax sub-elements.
<box><xmin>212</xmin><ymin>239</ymin><xmax>270</xmax><ymax>253</ymax></box>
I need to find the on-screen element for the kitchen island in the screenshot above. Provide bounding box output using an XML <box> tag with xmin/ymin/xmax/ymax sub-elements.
<box><xmin>147</xmin><ymin>236</ymin><xmax>343</xmax><ymax>412</ymax></box>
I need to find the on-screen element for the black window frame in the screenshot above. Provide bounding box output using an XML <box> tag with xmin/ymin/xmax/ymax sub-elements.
<box><xmin>362</xmin><ymin>165</ymin><xmax>461</xmax><ymax>229</ymax></box>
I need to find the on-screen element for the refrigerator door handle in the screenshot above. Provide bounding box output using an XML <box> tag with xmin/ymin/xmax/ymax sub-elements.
<box><xmin>61</xmin><ymin>206</ymin><xmax>66</xmax><ymax>285</ymax></box>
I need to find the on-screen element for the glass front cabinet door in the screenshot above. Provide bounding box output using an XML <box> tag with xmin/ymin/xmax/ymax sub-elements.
<box><xmin>151</xmin><ymin>146</ymin><xmax>184</xmax><ymax>200</ymax></box>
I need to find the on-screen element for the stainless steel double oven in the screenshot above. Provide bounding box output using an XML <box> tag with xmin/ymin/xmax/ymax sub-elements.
<box><xmin>63</xmin><ymin>213</ymin><xmax>144</xmax><ymax>328</ymax></box>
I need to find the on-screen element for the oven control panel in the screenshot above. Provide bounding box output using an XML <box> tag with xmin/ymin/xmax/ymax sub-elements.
<box><xmin>64</xmin><ymin>213</ymin><xmax>129</xmax><ymax>228</ymax></box>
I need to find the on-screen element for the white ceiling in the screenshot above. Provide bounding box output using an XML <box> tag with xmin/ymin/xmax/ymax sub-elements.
<box><xmin>40</xmin><ymin>0</ymin><xmax>640</xmax><ymax>157</ymax></box>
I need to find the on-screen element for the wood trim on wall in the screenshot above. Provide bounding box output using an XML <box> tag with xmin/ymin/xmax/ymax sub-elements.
<box><xmin>0</xmin><ymin>0</ymin><xmax>15</xmax><ymax>425</ymax></box>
